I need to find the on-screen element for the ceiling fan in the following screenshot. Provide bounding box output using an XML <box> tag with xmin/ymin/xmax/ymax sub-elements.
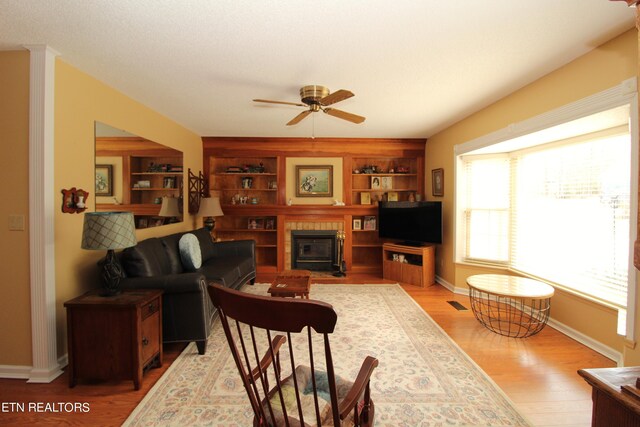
<box><xmin>253</xmin><ymin>85</ymin><xmax>366</xmax><ymax>126</ymax></box>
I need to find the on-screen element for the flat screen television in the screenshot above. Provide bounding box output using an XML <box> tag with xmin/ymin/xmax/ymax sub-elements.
<box><xmin>378</xmin><ymin>201</ymin><xmax>442</xmax><ymax>245</ymax></box>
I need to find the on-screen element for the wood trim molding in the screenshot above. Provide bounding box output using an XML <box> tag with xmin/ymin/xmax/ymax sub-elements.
<box><xmin>25</xmin><ymin>45</ymin><xmax>63</xmax><ymax>383</ymax></box>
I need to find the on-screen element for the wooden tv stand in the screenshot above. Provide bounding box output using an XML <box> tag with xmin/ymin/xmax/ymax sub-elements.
<box><xmin>382</xmin><ymin>243</ymin><xmax>435</xmax><ymax>287</ymax></box>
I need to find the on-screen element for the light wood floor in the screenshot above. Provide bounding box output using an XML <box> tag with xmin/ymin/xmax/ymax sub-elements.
<box><xmin>0</xmin><ymin>274</ymin><xmax>613</xmax><ymax>426</ymax></box>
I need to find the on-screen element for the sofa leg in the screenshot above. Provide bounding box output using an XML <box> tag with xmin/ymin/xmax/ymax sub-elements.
<box><xmin>196</xmin><ymin>340</ymin><xmax>207</xmax><ymax>355</ymax></box>
<box><xmin>250</xmin><ymin>278</ymin><xmax>256</xmax><ymax>285</ymax></box>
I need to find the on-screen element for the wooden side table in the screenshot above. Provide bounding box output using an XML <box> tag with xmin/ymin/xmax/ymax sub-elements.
<box><xmin>64</xmin><ymin>289</ymin><xmax>163</xmax><ymax>390</ymax></box>
<box><xmin>268</xmin><ymin>270</ymin><xmax>312</xmax><ymax>299</ymax></box>
<box><xmin>578</xmin><ymin>367</ymin><xmax>640</xmax><ymax>426</ymax></box>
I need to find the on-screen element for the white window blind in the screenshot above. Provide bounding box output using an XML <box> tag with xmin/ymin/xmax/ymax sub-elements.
<box><xmin>462</xmin><ymin>156</ymin><xmax>510</xmax><ymax>263</ymax></box>
<box><xmin>511</xmin><ymin>132</ymin><xmax>631</xmax><ymax>307</ymax></box>
<box><xmin>460</xmin><ymin>129</ymin><xmax>631</xmax><ymax>308</ymax></box>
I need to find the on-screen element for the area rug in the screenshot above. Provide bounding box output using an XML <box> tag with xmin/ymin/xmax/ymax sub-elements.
<box><xmin>124</xmin><ymin>284</ymin><xmax>530</xmax><ymax>426</ymax></box>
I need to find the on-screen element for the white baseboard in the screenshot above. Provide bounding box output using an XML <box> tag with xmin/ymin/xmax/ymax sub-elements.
<box><xmin>435</xmin><ymin>275</ymin><xmax>468</xmax><ymax>296</ymax></box>
<box><xmin>0</xmin><ymin>364</ymin><xmax>31</xmax><ymax>379</ymax></box>
<box><xmin>546</xmin><ymin>317</ymin><xmax>622</xmax><ymax>365</ymax></box>
<box><xmin>0</xmin><ymin>354</ymin><xmax>67</xmax><ymax>382</ymax></box>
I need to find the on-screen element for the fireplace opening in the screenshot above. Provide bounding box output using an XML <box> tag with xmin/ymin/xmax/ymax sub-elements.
<box><xmin>291</xmin><ymin>230</ymin><xmax>337</xmax><ymax>271</ymax></box>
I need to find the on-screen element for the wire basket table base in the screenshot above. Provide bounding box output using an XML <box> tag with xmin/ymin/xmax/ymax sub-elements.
<box><xmin>466</xmin><ymin>274</ymin><xmax>555</xmax><ymax>338</ymax></box>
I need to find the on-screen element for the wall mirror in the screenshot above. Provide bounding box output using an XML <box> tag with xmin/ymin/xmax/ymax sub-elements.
<box><xmin>95</xmin><ymin>122</ymin><xmax>184</xmax><ymax>229</ymax></box>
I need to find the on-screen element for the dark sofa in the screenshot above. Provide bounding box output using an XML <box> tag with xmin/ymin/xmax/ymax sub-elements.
<box><xmin>118</xmin><ymin>227</ymin><xmax>256</xmax><ymax>354</ymax></box>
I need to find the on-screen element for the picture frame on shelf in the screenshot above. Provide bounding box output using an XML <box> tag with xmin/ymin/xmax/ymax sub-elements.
<box><xmin>137</xmin><ymin>218</ymin><xmax>148</xmax><ymax>228</ymax></box>
<box><xmin>363</xmin><ymin>216</ymin><xmax>376</xmax><ymax>230</ymax></box>
<box><xmin>248</xmin><ymin>217</ymin><xmax>264</xmax><ymax>229</ymax></box>
<box><xmin>387</xmin><ymin>191</ymin><xmax>398</xmax><ymax>201</ymax></box>
<box><xmin>432</xmin><ymin>168</ymin><xmax>444</xmax><ymax>197</ymax></box>
<box><xmin>151</xmin><ymin>217</ymin><xmax>165</xmax><ymax>227</ymax></box>
<box><xmin>381</xmin><ymin>176</ymin><xmax>393</xmax><ymax>190</ymax></box>
<box><xmin>296</xmin><ymin>165</ymin><xmax>333</xmax><ymax>197</ymax></box>
<box><xmin>163</xmin><ymin>176</ymin><xmax>176</xmax><ymax>189</ymax></box>
<box><xmin>95</xmin><ymin>164</ymin><xmax>113</xmax><ymax>196</ymax></box>
<box><xmin>371</xmin><ymin>176</ymin><xmax>381</xmax><ymax>190</ymax></box>
<box><xmin>353</xmin><ymin>218</ymin><xmax>362</xmax><ymax>230</ymax></box>
<box><xmin>360</xmin><ymin>192</ymin><xmax>371</xmax><ymax>205</ymax></box>
<box><xmin>265</xmin><ymin>218</ymin><xmax>275</xmax><ymax>229</ymax></box>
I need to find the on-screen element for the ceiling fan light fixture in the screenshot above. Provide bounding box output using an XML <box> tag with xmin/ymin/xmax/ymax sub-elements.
<box><xmin>254</xmin><ymin>85</ymin><xmax>365</xmax><ymax>126</ymax></box>
<box><xmin>300</xmin><ymin>85</ymin><xmax>330</xmax><ymax>105</ymax></box>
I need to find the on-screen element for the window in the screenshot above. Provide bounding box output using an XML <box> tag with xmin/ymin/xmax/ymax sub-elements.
<box><xmin>456</xmin><ymin>91</ymin><xmax>637</xmax><ymax>338</ymax></box>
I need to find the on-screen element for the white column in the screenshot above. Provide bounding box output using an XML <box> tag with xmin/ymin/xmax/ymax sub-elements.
<box><xmin>25</xmin><ymin>45</ymin><xmax>63</xmax><ymax>383</ymax></box>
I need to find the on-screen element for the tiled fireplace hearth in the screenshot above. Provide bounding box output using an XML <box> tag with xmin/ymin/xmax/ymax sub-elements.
<box><xmin>284</xmin><ymin>218</ymin><xmax>344</xmax><ymax>271</ymax></box>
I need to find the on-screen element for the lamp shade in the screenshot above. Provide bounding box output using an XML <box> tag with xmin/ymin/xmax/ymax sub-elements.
<box><xmin>198</xmin><ymin>197</ymin><xmax>224</xmax><ymax>217</ymax></box>
<box><xmin>159</xmin><ymin>197</ymin><xmax>181</xmax><ymax>217</ymax></box>
<box><xmin>81</xmin><ymin>211</ymin><xmax>137</xmax><ymax>250</ymax></box>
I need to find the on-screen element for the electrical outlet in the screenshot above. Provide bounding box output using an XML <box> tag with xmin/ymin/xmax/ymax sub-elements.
<box><xmin>8</xmin><ymin>214</ymin><xmax>25</xmax><ymax>231</ymax></box>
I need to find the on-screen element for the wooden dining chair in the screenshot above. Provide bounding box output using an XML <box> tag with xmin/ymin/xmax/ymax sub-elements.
<box><xmin>207</xmin><ymin>284</ymin><xmax>379</xmax><ymax>426</ymax></box>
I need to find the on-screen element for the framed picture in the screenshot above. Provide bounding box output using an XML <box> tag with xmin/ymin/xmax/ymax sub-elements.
<box><xmin>353</xmin><ymin>218</ymin><xmax>362</xmax><ymax>230</ymax></box>
<box><xmin>248</xmin><ymin>218</ymin><xmax>264</xmax><ymax>229</ymax></box>
<box><xmin>137</xmin><ymin>218</ymin><xmax>148</xmax><ymax>228</ymax></box>
<box><xmin>363</xmin><ymin>216</ymin><xmax>376</xmax><ymax>230</ymax></box>
<box><xmin>432</xmin><ymin>168</ymin><xmax>444</xmax><ymax>197</ymax></box>
<box><xmin>151</xmin><ymin>217</ymin><xmax>165</xmax><ymax>227</ymax></box>
<box><xmin>163</xmin><ymin>177</ymin><xmax>176</xmax><ymax>188</ymax></box>
<box><xmin>371</xmin><ymin>176</ymin><xmax>382</xmax><ymax>190</ymax></box>
<box><xmin>381</xmin><ymin>176</ymin><xmax>393</xmax><ymax>190</ymax></box>
<box><xmin>387</xmin><ymin>191</ymin><xmax>398</xmax><ymax>201</ymax></box>
<box><xmin>95</xmin><ymin>164</ymin><xmax>113</xmax><ymax>196</ymax></box>
<box><xmin>360</xmin><ymin>192</ymin><xmax>371</xmax><ymax>205</ymax></box>
<box><xmin>265</xmin><ymin>218</ymin><xmax>275</xmax><ymax>229</ymax></box>
<box><xmin>296</xmin><ymin>165</ymin><xmax>333</xmax><ymax>197</ymax></box>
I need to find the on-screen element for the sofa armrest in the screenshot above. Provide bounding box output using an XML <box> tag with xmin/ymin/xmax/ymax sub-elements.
<box><xmin>120</xmin><ymin>272</ymin><xmax>207</xmax><ymax>295</ymax></box>
<box><xmin>208</xmin><ymin>239</ymin><xmax>256</xmax><ymax>260</ymax></box>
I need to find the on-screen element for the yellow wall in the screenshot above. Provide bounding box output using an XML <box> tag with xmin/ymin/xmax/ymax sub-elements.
<box><xmin>0</xmin><ymin>51</ymin><xmax>205</xmax><ymax>367</ymax></box>
<box><xmin>0</xmin><ymin>51</ymin><xmax>32</xmax><ymax>365</ymax></box>
<box><xmin>47</xmin><ymin>60</ymin><xmax>202</xmax><ymax>360</ymax></box>
<box><xmin>426</xmin><ymin>29</ymin><xmax>637</xmax><ymax>362</ymax></box>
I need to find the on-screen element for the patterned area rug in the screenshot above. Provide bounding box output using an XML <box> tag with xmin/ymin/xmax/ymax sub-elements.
<box><xmin>125</xmin><ymin>284</ymin><xmax>530</xmax><ymax>426</ymax></box>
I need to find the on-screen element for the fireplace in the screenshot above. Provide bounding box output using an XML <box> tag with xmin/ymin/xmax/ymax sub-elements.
<box><xmin>291</xmin><ymin>230</ymin><xmax>337</xmax><ymax>271</ymax></box>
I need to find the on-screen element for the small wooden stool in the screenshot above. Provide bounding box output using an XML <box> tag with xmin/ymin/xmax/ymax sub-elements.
<box><xmin>268</xmin><ymin>270</ymin><xmax>312</xmax><ymax>299</ymax></box>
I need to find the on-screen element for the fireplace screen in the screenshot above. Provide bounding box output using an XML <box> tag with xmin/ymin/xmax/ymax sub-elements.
<box><xmin>291</xmin><ymin>230</ymin><xmax>337</xmax><ymax>271</ymax></box>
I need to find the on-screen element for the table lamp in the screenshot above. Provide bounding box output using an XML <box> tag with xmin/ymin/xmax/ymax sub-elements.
<box><xmin>81</xmin><ymin>211</ymin><xmax>137</xmax><ymax>296</ymax></box>
<box><xmin>159</xmin><ymin>196</ymin><xmax>181</xmax><ymax>223</ymax></box>
<box><xmin>198</xmin><ymin>197</ymin><xmax>224</xmax><ymax>234</ymax></box>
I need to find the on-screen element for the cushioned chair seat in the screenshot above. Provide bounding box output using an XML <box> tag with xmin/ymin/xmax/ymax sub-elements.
<box><xmin>264</xmin><ymin>365</ymin><xmax>356</xmax><ymax>426</ymax></box>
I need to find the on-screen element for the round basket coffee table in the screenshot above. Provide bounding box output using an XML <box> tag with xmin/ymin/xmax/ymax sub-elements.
<box><xmin>467</xmin><ymin>274</ymin><xmax>555</xmax><ymax>338</ymax></box>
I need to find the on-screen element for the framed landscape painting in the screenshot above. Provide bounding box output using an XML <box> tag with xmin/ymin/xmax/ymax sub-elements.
<box><xmin>95</xmin><ymin>164</ymin><xmax>113</xmax><ymax>196</ymax></box>
<box><xmin>296</xmin><ymin>165</ymin><xmax>333</xmax><ymax>197</ymax></box>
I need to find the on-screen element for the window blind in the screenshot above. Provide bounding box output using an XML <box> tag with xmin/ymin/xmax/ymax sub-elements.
<box><xmin>510</xmin><ymin>133</ymin><xmax>630</xmax><ymax>307</ymax></box>
<box><xmin>461</xmin><ymin>130</ymin><xmax>631</xmax><ymax>308</ymax></box>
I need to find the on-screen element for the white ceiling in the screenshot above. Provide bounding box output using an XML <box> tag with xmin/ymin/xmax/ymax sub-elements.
<box><xmin>0</xmin><ymin>1</ymin><xmax>635</xmax><ymax>139</ymax></box>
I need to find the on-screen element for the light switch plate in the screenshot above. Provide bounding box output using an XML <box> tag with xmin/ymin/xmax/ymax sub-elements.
<box><xmin>9</xmin><ymin>214</ymin><xmax>25</xmax><ymax>231</ymax></box>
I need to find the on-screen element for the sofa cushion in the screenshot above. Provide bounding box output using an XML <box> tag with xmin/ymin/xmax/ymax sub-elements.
<box><xmin>179</xmin><ymin>233</ymin><xmax>202</xmax><ymax>271</ymax></box>
<box><xmin>121</xmin><ymin>238</ymin><xmax>171</xmax><ymax>277</ymax></box>
<box><xmin>160</xmin><ymin>232</ymin><xmax>185</xmax><ymax>275</ymax></box>
<box><xmin>192</xmin><ymin>228</ymin><xmax>215</xmax><ymax>261</ymax></box>
<box><xmin>199</xmin><ymin>256</ymin><xmax>244</xmax><ymax>287</ymax></box>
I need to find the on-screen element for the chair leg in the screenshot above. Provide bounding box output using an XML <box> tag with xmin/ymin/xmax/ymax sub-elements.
<box><xmin>196</xmin><ymin>339</ymin><xmax>207</xmax><ymax>355</ymax></box>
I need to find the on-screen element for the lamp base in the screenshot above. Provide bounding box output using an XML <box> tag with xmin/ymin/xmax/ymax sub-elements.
<box><xmin>204</xmin><ymin>217</ymin><xmax>215</xmax><ymax>231</ymax></box>
<box><xmin>99</xmin><ymin>249</ymin><xmax>124</xmax><ymax>297</ymax></box>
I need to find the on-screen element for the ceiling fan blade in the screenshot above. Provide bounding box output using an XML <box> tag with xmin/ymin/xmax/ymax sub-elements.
<box><xmin>324</xmin><ymin>108</ymin><xmax>366</xmax><ymax>124</ymax></box>
<box><xmin>253</xmin><ymin>99</ymin><xmax>306</xmax><ymax>107</ymax></box>
<box><xmin>286</xmin><ymin>109</ymin><xmax>312</xmax><ymax>126</ymax></box>
<box><xmin>319</xmin><ymin>89</ymin><xmax>354</xmax><ymax>106</ymax></box>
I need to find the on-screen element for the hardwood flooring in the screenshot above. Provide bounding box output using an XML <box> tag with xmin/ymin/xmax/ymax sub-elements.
<box><xmin>0</xmin><ymin>274</ymin><xmax>613</xmax><ymax>426</ymax></box>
